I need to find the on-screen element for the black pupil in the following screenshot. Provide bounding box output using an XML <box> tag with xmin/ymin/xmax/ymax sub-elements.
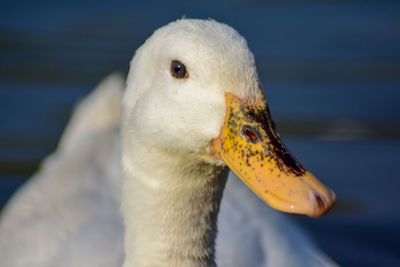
<box><xmin>171</xmin><ymin>60</ymin><xmax>187</xmax><ymax>78</ymax></box>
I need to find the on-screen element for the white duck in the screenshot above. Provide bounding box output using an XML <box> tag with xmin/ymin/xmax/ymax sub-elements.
<box><xmin>0</xmin><ymin>19</ymin><xmax>336</xmax><ymax>267</ymax></box>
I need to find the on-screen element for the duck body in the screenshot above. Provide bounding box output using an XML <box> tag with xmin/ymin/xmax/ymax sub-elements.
<box><xmin>0</xmin><ymin>19</ymin><xmax>336</xmax><ymax>267</ymax></box>
<box><xmin>0</xmin><ymin>74</ymin><xmax>335</xmax><ymax>267</ymax></box>
<box><xmin>0</xmin><ymin>75</ymin><xmax>125</xmax><ymax>267</ymax></box>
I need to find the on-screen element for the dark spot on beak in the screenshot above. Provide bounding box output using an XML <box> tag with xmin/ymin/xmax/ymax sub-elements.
<box><xmin>312</xmin><ymin>191</ymin><xmax>326</xmax><ymax>210</ymax></box>
<box><xmin>248</xmin><ymin>105</ymin><xmax>306</xmax><ymax>176</ymax></box>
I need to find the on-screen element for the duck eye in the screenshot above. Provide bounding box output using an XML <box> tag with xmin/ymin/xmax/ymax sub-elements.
<box><xmin>170</xmin><ymin>60</ymin><xmax>188</xmax><ymax>79</ymax></box>
<box><xmin>242</xmin><ymin>126</ymin><xmax>260</xmax><ymax>143</ymax></box>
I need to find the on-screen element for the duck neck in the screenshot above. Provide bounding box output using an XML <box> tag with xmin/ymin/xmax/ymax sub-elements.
<box><xmin>122</xmin><ymin>143</ymin><xmax>228</xmax><ymax>267</ymax></box>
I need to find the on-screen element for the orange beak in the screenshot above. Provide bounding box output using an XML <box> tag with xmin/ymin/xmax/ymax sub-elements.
<box><xmin>211</xmin><ymin>92</ymin><xmax>335</xmax><ymax>217</ymax></box>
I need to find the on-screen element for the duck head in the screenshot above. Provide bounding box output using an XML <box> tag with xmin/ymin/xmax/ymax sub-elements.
<box><xmin>122</xmin><ymin>19</ymin><xmax>335</xmax><ymax>218</ymax></box>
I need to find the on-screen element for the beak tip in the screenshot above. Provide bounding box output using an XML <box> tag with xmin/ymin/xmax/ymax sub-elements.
<box><xmin>308</xmin><ymin>188</ymin><xmax>336</xmax><ymax>218</ymax></box>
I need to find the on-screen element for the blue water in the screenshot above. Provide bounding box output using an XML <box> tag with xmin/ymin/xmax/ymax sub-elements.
<box><xmin>1</xmin><ymin>1</ymin><xmax>399</xmax><ymax>266</ymax></box>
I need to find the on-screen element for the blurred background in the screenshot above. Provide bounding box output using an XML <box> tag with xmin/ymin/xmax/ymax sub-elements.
<box><xmin>0</xmin><ymin>0</ymin><xmax>399</xmax><ymax>266</ymax></box>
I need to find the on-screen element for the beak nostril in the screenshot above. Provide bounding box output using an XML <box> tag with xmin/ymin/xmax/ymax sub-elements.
<box><xmin>245</xmin><ymin>129</ymin><xmax>258</xmax><ymax>141</ymax></box>
<box><xmin>242</xmin><ymin>126</ymin><xmax>260</xmax><ymax>143</ymax></box>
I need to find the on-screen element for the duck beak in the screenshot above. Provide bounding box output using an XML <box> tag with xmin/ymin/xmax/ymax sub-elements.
<box><xmin>211</xmin><ymin>92</ymin><xmax>335</xmax><ymax>217</ymax></box>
